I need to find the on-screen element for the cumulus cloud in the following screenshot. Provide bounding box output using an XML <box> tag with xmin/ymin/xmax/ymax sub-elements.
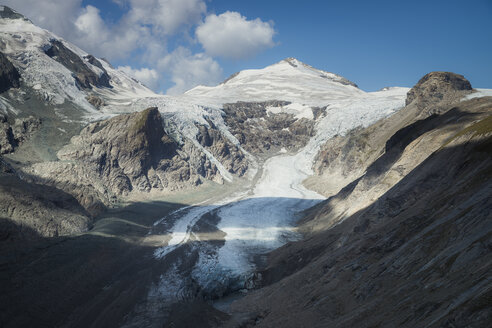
<box><xmin>3</xmin><ymin>0</ymin><xmax>82</xmax><ymax>36</ymax></box>
<box><xmin>162</xmin><ymin>48</ymin><xmax>222</xmax><ymax>95</ymax></box>
<box><xmin>196</xmin><ymin>11</ymin><xmax>276</xmax><ymax>59</ymax></box>
<box><xmin>127</xmin><ymin>0</ymin><xmax>206</xmax><ymax>35</ymax></box>
<box><xmin>75</xmin><ymin>7</ymin><xmax>149</xmax><ymax>60</ymax></box>
<box><xmin>118</xmin><ymin>66</ymin><xmax>160</xmax><ymax>90</ymax></box>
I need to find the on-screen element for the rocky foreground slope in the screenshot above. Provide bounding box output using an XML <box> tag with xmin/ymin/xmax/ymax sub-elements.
<box><xmin>223</xmin><ymin>73</ymin><xmax>492</xmax><ymax>327</ymax></box>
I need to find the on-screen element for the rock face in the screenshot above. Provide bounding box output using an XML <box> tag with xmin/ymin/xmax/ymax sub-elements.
<box><xmin>226</xmin><ymin>77</ymin><xmax>492</xmax><ymax>328</ymax></box>
<box><xmin>22</xmin><ymin>107</ymin><xmax>245</xmax><ymax>215</ymax></box>
<box><xmin>44</xmin><ymin>40</ymin><xmax>111</xmax><ymax>89</ymax></box>
<box><xmin>307</xmin><ymin>72</ymin><xmax>474</xmax><ymax>198</ymax></box>
<box><xmin>196</xmin><ymin>122</ymin><xmax>248</xmax><ymax>176</ymax></box>
<box><xmin>405</xmin><ymin>71</ymin><xmax>472</xmax><ymax>110</ymax></box>
<box><xmin>0</xmin><ymin>51</ymin><xmax>20</xmax><ymax>93</ymax></box>
<box><xmin>222</xmin><ymin>101</ymin><xmax>315</xmax><ymax>155</ymax></box>
<box><xmin>57</xmin><ymin>107</ymin><xmax>194</xmax><ymax>195</ymax></box>
<box><xmin>0</xmin><ymin>115</ymin><xmax>40</xmax><ymax>154</ymax></box>
<box><xmin>86</xmin><ymin>94</ymin><xmax>105</xmax><ymax>109</ymax></box>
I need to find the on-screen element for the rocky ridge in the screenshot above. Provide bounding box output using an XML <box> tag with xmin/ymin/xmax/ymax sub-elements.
<box><xmin>405</xmin><ymin>71</ymin><xmax>472</xmax><ymax>112</ymax></box>
<box><xmin>44</xmin><ymin>40</ymin><xmax>112</xmax><ymax>90</ymax></box>
<box><xmin>307</xmin><ymin>71</ymin><xmax>474</xmax><ymax>199</ymax></box>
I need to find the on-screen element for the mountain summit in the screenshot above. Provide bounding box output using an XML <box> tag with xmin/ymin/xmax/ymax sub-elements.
<box><xmin>185</xmin><ymin>57</ymin><xmax>364</xmax><ymax>106</ymax></box>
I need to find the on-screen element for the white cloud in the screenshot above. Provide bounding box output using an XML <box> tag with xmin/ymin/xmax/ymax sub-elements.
<box><xmin>196</xmin><ymin>11</ymin><xmax>276</xmax><ymax>59</ymax></box>
<box><xmin>127</xmin><ymin>0</ymin><xmax>206</xmax><ymax>35</ymax></box>
<box><xmin>162</xmin><ymin>48</ymin><xmax>222</xmax><ymax>95</ymax></box>
<box><xmin>3</xmin><ymin>0</ymin><xmax>82</xmax><ymax>36</ymax></box>
<box><xmin>118</xmin><ymin>66</ymin><xmax>160</xmax><ymax>90</ymax></box>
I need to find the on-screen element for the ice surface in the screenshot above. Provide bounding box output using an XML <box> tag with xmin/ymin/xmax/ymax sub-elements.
<box><xmin>463</xmin><ymin>88</ymin><xmax>492</xmax><ymax>100</ymax></box>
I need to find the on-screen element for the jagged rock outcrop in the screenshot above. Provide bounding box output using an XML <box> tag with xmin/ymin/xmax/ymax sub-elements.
<box><xmin>0</xmin><ymin>115</ymin><xmax>15</xmax><ymax>154</ymax></box>
<box><xmin>44</xmin><ymin>40</ymin><xmax>111</xmax><ymax>89</ymax></box>
<box><xmin>222</xmin><ymin>101</ymin><xmax>315</xmax><ymax>155</ymax></box>
<box><xmin>0</xmin><ymin>51</ymin><xmax>20</xmax><ymax>93</ymax></box>
<box><xmin>57</xmin><ymin>107</ymin><xmax>196</xmax><ymax>195</ymax></box>
<box><xmin>0</xmin><ymin>115</ymin><xmax>40</xmax><ymax>154</ymax></box>
<box><xmin>196</xmin><ymin>123</ymin><xmax>248</xmax><ymax>176</ymax></box>
<box><xmin>86</xmin><ymin>94</ymin><xmax>105</xmax><ymax>109</ymax></box>
<box><xmin>405</xmin><ymin>71</ymin><xmax>472</xmax><ymax>111</ymax></box>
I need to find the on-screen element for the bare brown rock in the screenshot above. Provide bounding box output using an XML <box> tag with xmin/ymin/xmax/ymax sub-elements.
<box><xmin>0</xmin><ymin>172</ymin><xmax>92</xmax><ymax>239</ymax></box>
<box><xmin>57</xmin><ymin>107</ymin><xmax>187</xmax><ymax>195</ymax></box>
<box><xmin>222</xmin><ymin>101</ymin><xmax>315</xmax><ymax>155</ymax></box>
<box><xmin>196</xmin><ymin>123</ymin><xmax>248</xmax><ymax>176</ymax></box>
<box><xmin>405</xmin><ymin>71</ymin><xmax>472</xmax><ymax>112</ymax></box>
<box><xmin>86</xmin><ymin>94</ymin><xmax>105</xmax><ymax>109</ymax></box>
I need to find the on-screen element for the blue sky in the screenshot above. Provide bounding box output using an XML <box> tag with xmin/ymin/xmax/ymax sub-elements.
<box><xmin>6</xmin><ymin>0</ymin><xmax>492</xmax><ymax>93</ymax></box>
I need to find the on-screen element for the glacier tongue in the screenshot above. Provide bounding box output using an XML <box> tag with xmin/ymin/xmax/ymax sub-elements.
<box><xmin>151</xmin><ymin>85</ymin><xmax>409</xmax><ymax>298</ymax></box>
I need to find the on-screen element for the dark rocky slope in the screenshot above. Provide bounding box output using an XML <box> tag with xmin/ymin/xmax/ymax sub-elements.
<box><xmin>0</xmin><ymin>114</ymin><xmax>40</xmax><ymax>154</ymax></box>
<box><xmin>0</xmin><ymin>51</ymin><xmax>20</xmax><ymax>93</ymax></box>
<box><xmin>224</xmin><ymin>74</ymin><xmax>492</xmax><ymax>327</ymax></box>
<box><xmin>44</xmin><ymin>40</ymin><xmax>112</xmax><ymax>89</ymax></box>
<box><xmin>0</xmin><ymin>170</ymin><xmax>92</xmax><ymax>239</ymax></box>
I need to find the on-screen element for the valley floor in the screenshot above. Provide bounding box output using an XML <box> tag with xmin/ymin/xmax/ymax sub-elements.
<box><xmin>1</xmin><ymin>147</ymin><xmax>328</xmax><ymax>328</ymax></box>
<box><xmin>0</xmin><ymin>182</ymin><xmax>233</xmax><ymax>328</ymax></box>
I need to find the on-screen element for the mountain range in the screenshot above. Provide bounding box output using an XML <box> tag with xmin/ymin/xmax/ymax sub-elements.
<box><xmin>0</xmin><ymin>5</ymin><xmax>491</xmax><ymax>328</ymax></box>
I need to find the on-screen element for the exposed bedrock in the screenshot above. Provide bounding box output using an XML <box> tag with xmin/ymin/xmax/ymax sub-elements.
<box><xmin>222</xmin><ymin>101</ymin><xmax>315</xmax><ymax>155</ymax></box>
<box><xmin>0</xmin><ymin>51</ymin><xmax>21</xmax><ymax>93</ymax></box>
<box><xmin>0</xmin><ymin>114</ymin><xmax>41</xmax><ymax>154</ymax></box>
<box><xmin>405</xmin><ymin>71</ymin><xmax>472</xmax><ymax>112</ymax></box>
<box><xmin>44</xmin><ymin>40</ymin><xmax>111</xmax><ymax>89</ymax></box>
<box><xmin>196</xmin><ymin>122</ymin><xmax>248</xmax><ymax>176</ymax></box>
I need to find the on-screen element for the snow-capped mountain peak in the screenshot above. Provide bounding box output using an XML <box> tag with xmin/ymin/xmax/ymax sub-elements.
<box><xmin>184</xmin><ymin>57</ymin><xmax>364</xmax><ymax>107</ymax></box>
<box><xmin>0</xmin><ymin>7</ymin><xmax>155</xmax><ymax>114</ymax></box>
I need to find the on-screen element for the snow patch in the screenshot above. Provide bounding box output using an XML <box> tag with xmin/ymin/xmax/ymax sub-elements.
<box><xmin>463</xmin><ymin>88</ymin><xmax>492</xmax><ymax>100</ymax></box>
